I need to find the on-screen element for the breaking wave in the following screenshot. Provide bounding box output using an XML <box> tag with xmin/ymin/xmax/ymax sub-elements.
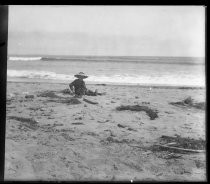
<box><xmin>7</xmin><ymin>69</ymin><xmax>205</xmax><ymax>87</ymax></box>
<box><xmin>9</xmin><ymin>57</ymin><xmax>42</xmax><ymax>61</ymax></box>
<box><xmin>8</xmin><ymin>56</ymin><xmax>204</xmax><ymax>65</ymax></box>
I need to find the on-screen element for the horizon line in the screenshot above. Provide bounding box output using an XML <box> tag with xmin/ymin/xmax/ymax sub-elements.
<box><xmin>8</xmin><ymin>54</ymin><xmax>205</xmax><ymax>58</ymax></box>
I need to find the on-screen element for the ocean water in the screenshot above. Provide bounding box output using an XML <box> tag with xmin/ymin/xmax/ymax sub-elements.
<box><xmin>7</xmin><ymin>56</ymin><xmax>205</xmax><ymax>87</ymax></box>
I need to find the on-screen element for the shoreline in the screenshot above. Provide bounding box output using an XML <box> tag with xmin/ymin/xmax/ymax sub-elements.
<box><xmin>7</xmin><ymin>80</ymin><xmax>205</xmax><ymax>90</ymax></box>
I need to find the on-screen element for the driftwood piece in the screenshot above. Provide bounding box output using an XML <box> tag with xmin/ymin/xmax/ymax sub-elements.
<box><xmin>165</xmin><ymin>142</ymin><xmax>177</xmax><ymax>146</ymax></box>
<box><xmin>160</xmin><ymin>135</ymin><xmax>206</xmax><ymax>150</ymax></box>
<box><xmin>156</xmin><ymin>144</ymin><xmax>205</xmax><ymax>153</ymax></box>
<box><xmin>128</xmin><ymin>145</ymin><xmax>143</xmax><ymax>149</ymax></box>
<box><xmin>83</xmin><ymin>98</ymin><xmax>98</xmax><ymax>105</ymax></box>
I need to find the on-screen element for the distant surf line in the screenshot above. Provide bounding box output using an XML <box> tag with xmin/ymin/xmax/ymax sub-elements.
<box><xmin>8</xmin><ymin>56</ymin><xmax>204</xmax><ymax>65</ymax></box>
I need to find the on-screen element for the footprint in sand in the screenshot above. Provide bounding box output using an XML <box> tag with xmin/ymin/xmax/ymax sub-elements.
<box><xmin>71</xmin><ymin>122</ymin><xmax>84</xmax><ymax>125</ymax></box>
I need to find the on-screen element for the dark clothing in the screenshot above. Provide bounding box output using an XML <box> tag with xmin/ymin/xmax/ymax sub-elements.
<box><xmin>69</xmin><ymin>79</ymin><xmax>105</xmax><ymax>97</ymax></box>
<box><xmin>69</xmin><ymin>79</ymin><xmax>87</xmax><ymax>96</ymax></box>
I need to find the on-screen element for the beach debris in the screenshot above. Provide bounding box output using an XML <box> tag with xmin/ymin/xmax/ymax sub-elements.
<box><xmin>96</xmin><ymin>84</ymin><xmax>106</xmax><ymax>86</ymax></box>
<box><xmin>155</xmin><ymin>152</ymin><xmax>183</xmax><ymax>159</ymax></box>
<box><xmin>104</xmin><ymin>129</ymin><xmax>115</xmax><ymax>137</ymax></box>
<box><xmin>67</xmin><ymin>98</ymin><xmax>81</xmax><ymax>104</ymax></box>
<box><xmin>83</xmin><ymin>98</ymin><xmax>98</xmax><ymax>104</ymax></box>
<box><xmin>71</xmin><ymin>122</ymin><xmax>84</xmax><ymax>125</ymax></box>
<box><xmin>151</xmin><ymin>135</ymin><xmax>206</xmax><ymax>154</ymax></box>
<box><xmin>52</xmin><ymin>123</ymin><xmax>64</xmax><ymax>127</ymax></box>
<box><xmin>127</xmin><ymin>144</ymin><xmax>144</xmax><ymax>149</ymax></box>
<box><xmin>97</xmin><ymin>120</ymin><xmax>109</xmax><ymax>123</ymax></box>
<box><xmin>85</xmin><ymin>90</ymin><xmax>106</xmax><ymax>96</ymax></box>
<box><xmin>102</xmin><ymin>137</ymin><xmax>129</xmax><ymax>144</ymax></box>
<box><xmin>97</xmin><ymin>120</ymin><xmax>104</xmax><ymax>123</ymax></box>
<box><xmin>61</xmin><ymin>133</ymin><xmax>75</xmax><ymax>141</ymax></box>
<box><xmin>141</xmin><ymin>150</ymin><xmax>153</xmax><ymax>155</ymax></box>
<box><xmin>8</xmin><ymin>93</ymin><xmax>16</xmax><ymax>99</ymax></box>
<box><xmin>169</xmin><ymin>96</ymin><xmax>205</xmax><ymax>110</ymax></box>
<box><xmin>37</xmin><ymin>90</ymin><xmax>60</xmax><ymax>98</ymax></box>
<box><xmin>178</xmin><ymin>86</ymin><xmax>203</xmax><ymax>90</ymax></box>
<box><xmin>121</xmin><ymin>161</ymin><xmax>143</xmax><ymax>172</ymax></box>
<box><xmin>184</xmin><ymin>96</ymin><xmax>193</xmax><ymax>105</ymax></box>
<box><xmin>118</xmin><ymin>124</ymin><xmax>138</xmax><ymax>131</ymax></box>
<box><xmin>59</xmin><ymin>88</ymin><xmax>70</xmax><ymax>94</ymax></box>
<box><xmin>47</xmin><ymin>117</ymin><xmax>54</xmax><ymax>119</ymax></box>
<box><xmin>155</xmin><ymin>144</ymin><xmax>205</xmax><ymax>153</ymax></box>
<box><xmin>142</xmin><ymin>102</ymin><xmax>150</xmax><ymax>105</ymax></box>
<box><xmin>6</xmin><ymin>99</ymin><xmax>13</xmax><ymax>105</ymax></box>
<box><xmin>127</xmin><ymin>127</ymin><xmax>137</xmax><ymax>132</ymax></box>
<box><xmin>75</xmin><ymin>117</ymin><xmax>83</xmax><ymax>120</ymax></box>
<box><xmin>117</xmin><ymin>124</ymin><xmax>127</xmax><ymax>128</ymax></box>
<box><xmin>47</xmin><ymin>97</ymin><xmax>81</xmax><ymax>105</ymax></box>
<box><xmin>113</xmin><ymin>164</ymin><xmax>118</xmax><ymax>170</ymax></box>
<box><xmin>164</xmin><ymin>111</ymin><xmax>174</xmax><ymax>114</ymax></box>
<box><xmin>25</xmin><ymin>94</ymin><xmax>34</xmax><ymax>99</ymax></box>
<box><xmin>194</xmin><ymin>160</ymin><xmax>205</xmax><ymax>169</ymax></box>
<box><xmin>22</xmin><ymin>92</ymin><xmax>29</xmax><ymax>95</ymax></box>
<box><xmin>40</xmin><ymin>108</ymin><xmax>45</xmax><ymax>111</ymax></box>
<box><xmin>58</xmin><ymin>128</ymin><xmax>75</xmax><ymax>133</ymax></box>
<box><xmin>116</xmin><ymin>105</ymin><xmax>158</xmax><ymax>120</ymax></box>
<box><xmin>37</xmin><ymin>90</ymin><xmax>82</xmax><ymax>104</ymax></box>
<box><xmin>84</xmin><ymin>131</ymin><xmax>99</xmax><ymax>137</ymax></box>
<box><xmin>8</xmin><ymin>116</ymin><xmax>39</xmax><ymax>130</ymax></box>
<box><xmin>101</xmin><ymin>136</ymin><xmax>142</xmax><ymax>146</ymax></box>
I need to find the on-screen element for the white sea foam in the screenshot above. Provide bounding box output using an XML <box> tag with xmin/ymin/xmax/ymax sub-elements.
<box><xmin>7</xmin><ymin>70</ymin><xmax>205</xmax><ymax>87</ymax></box>
<box><xmin>7</xmin><ymin>70</ymin><xmax>74</xmax><ymax>80</ymax></box>
<box><xmin>9</xmin><ymin>57</ymin><xmax>42</xmax><ymax>61</ymax></box>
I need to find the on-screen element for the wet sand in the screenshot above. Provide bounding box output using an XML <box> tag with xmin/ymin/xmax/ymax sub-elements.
<box><xmin>5</xmin><ymin>81</ymin><xmax>206</xmax><ymax>181</ymax></box>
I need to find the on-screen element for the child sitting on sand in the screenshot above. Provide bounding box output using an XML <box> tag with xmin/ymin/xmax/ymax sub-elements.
<box><xmin>69</xmin><ymin>72</ymin><xmax>104</xmax><ymax>98</ymax></box>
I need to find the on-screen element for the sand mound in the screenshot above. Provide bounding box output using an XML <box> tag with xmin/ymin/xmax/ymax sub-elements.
<box><xmin>116</xmin><ymin>105</ymin><xmax>158</xmax><ymax>120</ymax></box>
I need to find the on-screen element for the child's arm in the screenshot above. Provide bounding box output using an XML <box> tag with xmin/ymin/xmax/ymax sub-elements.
<box><xmin>69</xmin><ymin>82</ymin><xmax>75</xmax><ymax>95</ymax></box>
<box><xmin>84</xmin><ymin>82</ymin><xmax>88</xmax><ymax>95</ymax></box>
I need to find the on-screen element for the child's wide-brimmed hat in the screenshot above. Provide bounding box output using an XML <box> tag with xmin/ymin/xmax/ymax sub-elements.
<box><xmin>74</xmin><ymin>72</ymin><xmax>88</xmax><ymax>79</ymax></box>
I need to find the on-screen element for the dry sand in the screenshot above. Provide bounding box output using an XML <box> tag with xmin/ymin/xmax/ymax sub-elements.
<box><xmin>5</xmin><ymin>82</ymin><xmax>206</xmax><ymax>181</ymax></box>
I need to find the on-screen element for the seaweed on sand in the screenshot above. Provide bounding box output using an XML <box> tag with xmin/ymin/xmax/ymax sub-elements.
<box><xmin>95</xmin><ymin>84</ymin><xmax>106</xmax><ymax>86</ymax></box>
<box><xmin>151</xmin><ymin>135</ymin><xmax>206</xmax><ymax>154</ymax></box>
<box><xmin>170</xmin><ymin>96</ymin><xmax>205</xmax><ymax>110</ymax></box>
<box><xmin>60</xmin><ymin>88</ymin><xmax>106</xmax><ymax>96</ymax></box>
<box><xmin>47</xmin><ymin>97</ymin><xmax>81</xmax><ymax>104</ymax></box>
<box><xmin>37</xmin><ymin>90</ymin><xmax>61</xmax><ymax>98</ymax></box>
<box><xmin>116</xmin><ymin>105</ymin><xmax>158</xmax><ymax>120</ymax></box>
<box><xmin>59</xmin><ymin>89</ymin><xmax>70</xmax><ymax>95</ymax></box>
<box><xmin>101</xmin><ymin>137</ymin><xmax>130</xmax><ymax>144</ymax></box>
<box><xmin>159</xmin><ymin>135</ymin><xmax>206</xmax><ymax>150</ymax></box>
<box><xmin>37</xmin><ymin>90</ymin><xmax>81</xmax><ymax>104</ymax></box>
<box><xmin>8</xmin><ymin>116</ymin><xmax>39</xmax><ymax>130</ymax></box>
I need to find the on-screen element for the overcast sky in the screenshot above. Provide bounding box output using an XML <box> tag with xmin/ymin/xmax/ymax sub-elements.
<box><xmin>8</xmin><ymin>5</ymin><xmax>205</xmax><ymax>57</ymax></box>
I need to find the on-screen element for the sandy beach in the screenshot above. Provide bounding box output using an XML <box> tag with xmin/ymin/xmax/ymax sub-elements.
<box><xmin>5</xmin><ymin>81</ymin><xmax>206</xmax><ymax>181</ymax></box>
